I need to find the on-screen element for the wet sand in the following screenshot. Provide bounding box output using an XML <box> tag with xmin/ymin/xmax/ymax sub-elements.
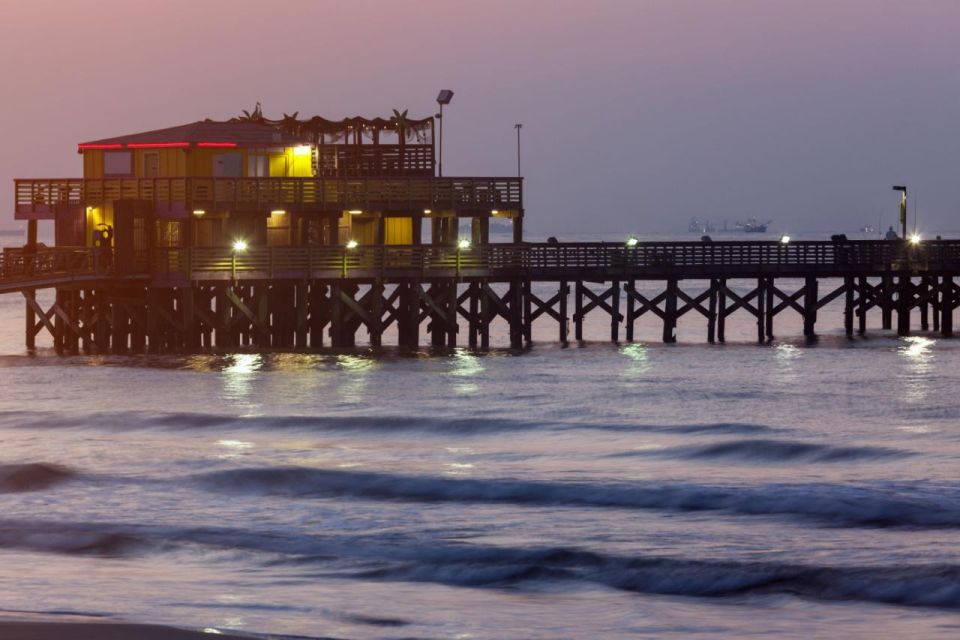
<box><xmin>0</xmin><ymin>621</ymin><xmax>253</xmax><ymax>639</ymax></box>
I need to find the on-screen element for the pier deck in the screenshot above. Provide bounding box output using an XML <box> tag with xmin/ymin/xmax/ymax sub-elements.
<box><xmin>2</xmin><ymin>240</ymin><xmax>958</xmax><ymax>352</ymax></box>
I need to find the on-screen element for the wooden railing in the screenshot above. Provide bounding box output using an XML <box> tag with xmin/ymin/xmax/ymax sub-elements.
<box><xmin>15</xmin><ymin>176</ymin><xmax>523</xmax><ymax>214</ymax></box>
<box><xmin>4</xmin><ymin>240</ymin><xmax>960</xmax><ymax>290</ymax></box>
<box><xmin>0</xmin><ymin>247</ymin><xmax>106</xmax><ymax>285</ymax></box>
<box><xmin>150</xmin><ymin>240</ymin><xmax>960</xmax><ymax>280</ymax></box>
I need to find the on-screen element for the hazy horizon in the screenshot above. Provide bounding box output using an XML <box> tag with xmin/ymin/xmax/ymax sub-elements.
<box><xmin>1</xmin><ymin>0</ymin><xmax>958</xmax><ymax>235</ymax></box>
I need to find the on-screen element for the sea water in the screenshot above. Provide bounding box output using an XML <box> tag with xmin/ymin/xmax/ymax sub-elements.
<box><xmin>0</xmin><ymin>234</ymin><xmax>958</xmax><ymax>639</ymax></box>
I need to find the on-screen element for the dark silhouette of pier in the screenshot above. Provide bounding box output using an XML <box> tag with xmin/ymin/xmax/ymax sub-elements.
<box><xmin>1</xmin><ymin>239</ymin><xmax>957</xmax><ymax>353</ymax></box>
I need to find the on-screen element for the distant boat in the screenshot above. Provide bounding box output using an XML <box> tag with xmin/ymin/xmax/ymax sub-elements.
<box><xmin>736</xmin><ymin>218</ymin><xmax>771</xmax><ymax>233</ymax></box>
<box><xmin>688</xmin><ymin>217</ymin><xmax>717</xmax><ymax>233</ymax></box>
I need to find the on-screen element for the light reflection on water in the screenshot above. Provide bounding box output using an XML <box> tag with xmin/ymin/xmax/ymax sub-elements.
<box><xmin>451</xmin><ymin>348</ymin><xmax>484</xmax><ymax>395</ymax></box>
<box><xmin>620</xmin><ymin>342</ymin><xmax>651</xmax><ymax>375</ymax></box>
<box><xmin>222</xmin><ymin>354</ymin><xmax>263</xmax><ymax>415</ymax></box>
<box><xmin>899</xmin><ymin>336</ymin><xmax>935</xmax><ymax>403</ymax></box>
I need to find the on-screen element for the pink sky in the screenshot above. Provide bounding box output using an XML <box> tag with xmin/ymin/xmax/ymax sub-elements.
<box><xmin>2</xmin><ymin>0</ymin><xmax>959</xmax><ymax>235</ymax></box>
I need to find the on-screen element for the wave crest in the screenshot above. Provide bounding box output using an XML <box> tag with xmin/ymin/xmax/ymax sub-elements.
<box><xmin>197</xmin><ymin>467</ymin><xmax>960</xmax><ymax>528</ymax></box>
<box><xmin>612</xmin><ymin>439</ymin><xmax>907</xmax><ymax>463</ymax></box>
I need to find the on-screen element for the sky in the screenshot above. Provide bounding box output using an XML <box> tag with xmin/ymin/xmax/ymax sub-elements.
<box><xmin>0</xmin><ymin>0</ymin><xmax>958</xmax><ymax>236</ymax></box>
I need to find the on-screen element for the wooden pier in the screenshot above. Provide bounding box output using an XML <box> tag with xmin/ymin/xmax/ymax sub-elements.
<box><xmin>2</xmin><ymin>239</ymin><xmax>959</xmax><ymax>353</ymax></box>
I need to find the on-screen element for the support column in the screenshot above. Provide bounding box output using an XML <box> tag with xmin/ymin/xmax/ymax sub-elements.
<box><xmin>370</xmin><ymin>280</ymin><xmax>384</xmax><ymax>348</ymax></box>
<box><xmin>625</xmin><ymin>280</ymin><xmax>635</xmax><ymax>342</ymax></box>
<box><xmin>764</xmin><ymin>277</ymin><xmax>775</xmax><ymax>341</ymax></box>
<box><xmin>94</xmin><ymin>288</ymin><xmax>110</xmax><ymax>353</ymax></box>
<box><xmin>716</xmin><ymin>279</ymin><xmax>726</xmax><ymax>343</ymax></box>
<box><xmin>932</xmin><ymin>276</ymin><xmax>941</xmax><ymax>333</ymax></box>
<box><xmin>610</xmin><ymin>279</ymin><xmax>621</xmax><ymax>342</ymax></box>
<box><xmin>25</xmin><ymin>289</ymin><xmax>36</xmax><ymax>351</ymax></box>
<box><xmin>897</xmin><ymin>275</ymin><xmax>911</xmax><ymax>337</ymax></box>
<box><xmin>857</xmin><ymin>276</ymin><xmax>867</xmax><ymax>335</ymax></box>
<box><xmin>803</xmin><ymin>276</ymin><xmax>818</xmax><ymax>338</ymax></box>
<box><xmin>663</xmin><ymin>278</ymin><xmax>677</xmax><ymax>343</ymax></box>
<box><xmin>509</xmin><ymin>281</ymin><xmax>524</xmax><ymax>349</ymax></box>
<box><xmin>468</xmin><ymin>282</ymin><xmax>479</xmax><ymax>348</ymax></box>
<box><xmin>309</xmin><ymin>282</ymin><xmax>326</xmax><ymax>348</ymax></box>
<box><xmin>574</xmin><ymin>281</ymin><xmax>584</xmax><ymax>341</ymax></box>
<box><xmin>479</xmin><ymin>281</ymin><xmax>490</xmax><ymax>350</ymax></box>
<box><xmin>522</xmin><ymin>279</ymin><xmax>533</xmax><ymax>343</ymax></box>
<box><xmin>559</xmin><ymin>280</ymin><xmax>569</xmax><ymax>343</ymax></box>
<box><xmin>881</xmin><ymin>275</ymin><xmax>893</xmax><ymax>330</ymax></box>
<box><xmin>844</xmin><ymin>277</ymin><xmax>854</xmax><ymax>337</ymax></box>
<box><xmin>941</xmin><ymin>275</ymin><xmax>954</xmax><ymax>337</ymax></box>
<box><xmin>756</xmin><ymin>277</ymin><xmax>766</xmax><ymax>344</ymax></box>
<box><xmin>706</xmin><ymin>279</ymin><xmax>717</xmax><ymax>343</ymax></box>
<box><xmin>397</xmin><ymin>281</ymin><xmax>420</xmax><ymax>349</ymax></box>
<box><xmin>920</xmin><ymin>276</ymin><xmax>930</xmax><ymax>331</ymax></box>
<box><xmin>512</xmin><ymin>215</ymin><xmax>523</xmax><ymax>243</ymax></box>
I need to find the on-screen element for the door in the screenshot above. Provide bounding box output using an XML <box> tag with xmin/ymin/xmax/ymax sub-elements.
<box><xmin>143</xmin><ymin>153</ymin><xmax>160</xmax><ymax>178</ymax></box>
<box><xmin>114</xmin><ymin>201</ymin><xmax>150</xmax><ymax>274</ymax></box>
<box><xmin>269</xmin><ymin>154</ymin><xmax>288</xmax><ymax>177</ymax></box>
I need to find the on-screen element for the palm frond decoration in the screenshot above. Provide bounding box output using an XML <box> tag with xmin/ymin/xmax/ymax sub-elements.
<box><xmin>235</xmin><ymin>102</ymin><xmax>265</xmax><ymax>123</ymax></box>
<box><xmin>391</xmin><ymin>109</ymin><xmax>417</xmax><ymax>142</ymax></box>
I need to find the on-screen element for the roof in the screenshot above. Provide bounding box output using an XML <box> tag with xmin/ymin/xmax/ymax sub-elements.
<box><xmin>78</xmin><ymin>121</ymin><xmax>311</xmax><ymax>150</ymax></box>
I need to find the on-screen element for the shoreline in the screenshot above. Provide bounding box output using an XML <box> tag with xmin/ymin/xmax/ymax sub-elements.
<box><xmin>0</xmin><ymin>620</ymin><xmax>255</xmax><ymax>640</ymax></box>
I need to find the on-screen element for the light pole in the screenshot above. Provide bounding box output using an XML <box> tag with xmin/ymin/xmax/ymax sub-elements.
<box><xmin>231</xmin><ymin>238</ymin><xmax>248</xmax><ymax>282</ymax></box>
<box><xmin>456</xmin><ymin>238</ymin><xmax>471</xmax><ymax>275</ymax></box>
<box><xmin>436</xmin><ymin>90</ymin><xmax>454</xmax><ymax>177</ymax></box>
<box><xmin>892</xmin><ymin>185</ymin><xmax>907</xmax><ymax>240</ymax></box>
<box><xmin>343</xmin><ymin>239</ymin><xmax>358</xmax><ymax>277</ymax></box>
<box><xmin>514</xmin><ymin>123</ymin><xmax>522</xmax><ymax>177</ymax></box>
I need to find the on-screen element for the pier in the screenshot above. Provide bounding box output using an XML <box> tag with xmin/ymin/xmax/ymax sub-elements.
<box><xmin>1</xmin><ymin>239</ymin><xmax>958</xmax><ymax>353</ymax></box>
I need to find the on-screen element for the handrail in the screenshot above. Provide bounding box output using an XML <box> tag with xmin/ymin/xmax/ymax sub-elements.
<box><xmin>148</xmin><ymin>240</ymin><xmax>960</xmax><ymax>280</ymax></box>
<box><xmin>4</xmin><ymin>240</ymin><xmax>960</xmax><ymax>289</ymax></box>
<box><xmin>15</xmin><ymin>176</ymin><xmax>524</xmax><ymax>213</ymax></box>
<box><xmin>0</xmin><ymin>246</ymin><xmax>108</xmax><ymax>283</ymax></box>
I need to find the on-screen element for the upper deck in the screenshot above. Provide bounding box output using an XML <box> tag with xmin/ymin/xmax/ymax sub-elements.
<box><xmin>14</xmin><ymin>176</ymin><xmax>523</xmax><ymax>219</ymax></box>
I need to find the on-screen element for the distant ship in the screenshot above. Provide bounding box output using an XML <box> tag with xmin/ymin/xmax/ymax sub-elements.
<box><xmin>736</xmin><ymin>217</ymin><xmax>771</xmax><ymax>233</ymax></box>
<box><xmin>688</xmin><ymin>217</ymin><xmax>717</xmax><ymax>233</ymax></box>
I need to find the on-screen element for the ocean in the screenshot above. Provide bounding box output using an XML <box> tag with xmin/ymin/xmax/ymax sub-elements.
<box><xmin>0</xmin><ymin>232</ymin><xmax>958</xmax><ymax>639</ymax></box>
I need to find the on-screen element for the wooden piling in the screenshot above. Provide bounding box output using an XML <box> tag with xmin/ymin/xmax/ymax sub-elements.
<box><xmin>897</xmin><ymin>275</ymin><xmax>911</xmax><ymax>337</ymax></box>
<box><xmin>844</xmin><ymin>277</ymin><xmax>854</xmax><ymax>337</ymax></box>
<box><xmin>663</xmin><ymin>278</ymin><xmax>677</xmax><ymax>343</ymax></box>
<box><xmin>803</xmin><ymin>276</ymin><xmax>818</xmax><ymax>338</ymax></box>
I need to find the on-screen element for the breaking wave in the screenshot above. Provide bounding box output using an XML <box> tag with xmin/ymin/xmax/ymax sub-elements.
<box><xmin>0</xmin><ymin>463</ymin><xmax>75</xmax><ymax>493</ymax></box>
<box><xmin>0</xmin><ymin>409</ymin><xmax>778</xmax><ymax>437</ymax></box>
<box><xmin>614</xmin><ymin>439</ymin><xmax>908</xmax><ymax>463</ymax></box>
<box><xmin>197</xmin><ymin>467</ymin><xmax>960</xmax><ymax>528</ymax></box>
<box><xmin>1</xmin><ymin>516</ymin><xmax>957</xmax><ymax>609</ymax></box>
<box><xmin>348</xmin><ymin>547</ymin><xmax>960</xmax><ymax>609</ymax></box>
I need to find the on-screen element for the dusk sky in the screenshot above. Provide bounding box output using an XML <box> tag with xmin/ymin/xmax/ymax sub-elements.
<box><xmin>1</xmin><ymin>0</ymin><xmax>958</xmax><ymax>235</ymax></box>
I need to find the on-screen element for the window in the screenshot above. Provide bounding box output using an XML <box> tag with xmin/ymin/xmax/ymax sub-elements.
<box><xmin>213</xmin><ymin>153</ymin><xmax>242</xmax><ymax>177</ymax></box>
<box><xmin>248</xmin><ymin>155</ymin><xmax>269</xmax><ymax>177</ymax></box>
<box><xmin>104</xmin><ymin>151</ymin><xmax>133</xmax><ymax>176</ymax></box>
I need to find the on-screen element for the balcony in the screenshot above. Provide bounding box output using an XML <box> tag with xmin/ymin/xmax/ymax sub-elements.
<box><xmin>14</xmin><ymin>176</ymin><xmax>523</xmax><ymax>219</ymax></box>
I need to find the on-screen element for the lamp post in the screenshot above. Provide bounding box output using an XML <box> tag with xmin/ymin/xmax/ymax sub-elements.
<box><xmin>343</xmin><ymin>239</ymin><xmax>358</xmax><ymax>278</ymax></box>
<box><xmin>231</xmin><ymin>238</ymin><xmax>248</xmax><ymax>282</ymax></box>
<box><xmin>457</xmin><ymin>238</ymin><xmax>471</xmax><ymax>275</ymax></box>
<box><xmin>514</xmin><ymin>123</ymin><xmax>522</xmax><ymax>177</ymax></box>
<box><xmin>892</xmin><ymin>185</ymin><xmax>907</xmax><ymax>240</ymax></box>
<box><xmin>436</xmin><ymin>90</ymin><xmax>454</xmax><ymax>177</ymax></box>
